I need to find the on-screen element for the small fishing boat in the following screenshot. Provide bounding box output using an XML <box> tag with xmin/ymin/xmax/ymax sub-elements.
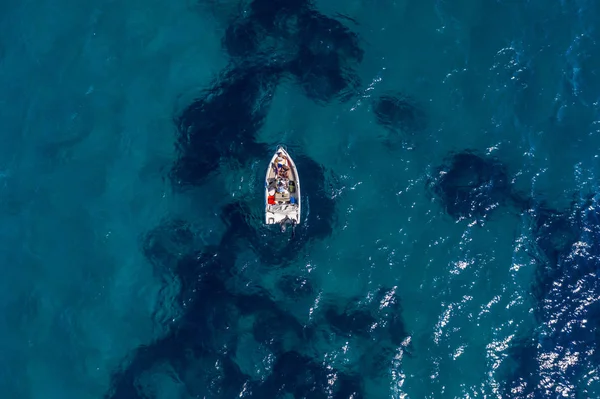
<box><xmin>265</xmin><ymin>146</ymin><xmax>301</xmax><ymax>234</ymax></box>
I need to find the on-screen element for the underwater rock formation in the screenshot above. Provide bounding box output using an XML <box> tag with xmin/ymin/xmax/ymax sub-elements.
<box><xmin>249</xmin><ymin>0</ymin><xmax>308</xmax><ymax>29</ymax></box>
<box><xmin>372</xmin><ymin>93</ymin><xmax>426</xmax><ymax>135</ymax></box>
<box><xmin>107</xmin><ymin>240</ymin><xmax>312</xmax><ymax>398</ymax></box>
<box><xmin>427</xmin><ymin>151</ymin><xmax>511</xmax><ymax>221</ymax></box>
<box><xmin>106</xmin><ymin>188</ymin><xmax>339</xmax><ymax>399</ymax></box>
<box><xmin>288</xmin><ymin>9</ymin><xmax>363</xmax><ymax>104</ymax></box>
<box><xmin>177</xmin><ymin>0</ymin><xmax>365</xmax><ymax>188</ymax></box>
<box><xmin>318</xmin><ymin>286</ymin><xmax>409</xmax><ymax>381</ymax></box>
<box><xmin>223</xmin><ymin>18</ymin><xmax>262</xmax><ymax>59</ymax></box>
<box><xmin>530</xmin><ymin>205</ymin><xmax>579</xmax><ymax>268</ymax></box>
<box><xmin>106</xmin><ymin>1</ymin><xmax>368</xmax><ymax>397</ymax></box>
<box><xmin>142</xmin><ymin>218</ymin><xmax>196</xmax><ymax>272</ymax></box>
<box><xmin>170</xmin><ymin>63</ymin><xmax>281</xmax><ymax>189</ymax></box>
<box><xmin>289</xmin><ymin>44</ymin><xmax>360</xmax><ymax>104</ymax></box>
<box><xmin>277</xmin><ymin>274</ymin><xmax>316</xmax><ymax>299</ymax></box>
<box><xmin>322</xmin><ymin>287</ymin><xmax>407</xmax><ymax>346</ymax></box>
<box><xmin>498</xmin><ymin>335</ymin><xmax>542</xmax><ymax>399</ymax></box>
<box><xmin>104</xmin><ymin>252</ymin><xmax>245</xmax><ymax>399</ymax></box>
<box><xmin>106</xmin><ymin>233</ymin><xmax>366</xmax><ymax>398</ymax></box>
<box><xmin>528</xmin><ymin>203</ymin><xmax>580</xmax><ymax>305</ymax></box>
<box><xmin>247</xmin><ymin>350</ymin><xmax>364</xmax><ymax>399</ymax></box>
<box><xmin>501</xmin><ymin>196</ymin><xmax>600</xmax><ymax>398</ymax></box>
<box><xmin>224</xmin><ymin>0</ymin><xmax>363</xmax><ymax>104</ymax></box>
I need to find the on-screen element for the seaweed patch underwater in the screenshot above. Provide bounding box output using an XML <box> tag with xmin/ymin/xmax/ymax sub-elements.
<box><xmin>104</xmin><ymin>0</ymin><xmax>374</xmax><ymax>397</ymax></box>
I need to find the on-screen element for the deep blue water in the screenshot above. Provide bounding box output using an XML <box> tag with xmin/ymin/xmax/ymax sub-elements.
<box><xmin>2</xmin><ymin>0</ymin><xmax>600</xmax><ymax>398</ymax></box>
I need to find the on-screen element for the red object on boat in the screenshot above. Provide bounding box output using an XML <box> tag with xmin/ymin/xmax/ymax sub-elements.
<box><xmin>267</xmin><ymin>195</ymin><xmax>275</xmax><ymax>204</ymax></box>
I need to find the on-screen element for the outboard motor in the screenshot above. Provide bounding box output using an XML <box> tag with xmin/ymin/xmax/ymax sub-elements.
<box><xmin>279</xmin><ymin>217</ymin><xmax>297</xmax><ymax>238</ymax></box>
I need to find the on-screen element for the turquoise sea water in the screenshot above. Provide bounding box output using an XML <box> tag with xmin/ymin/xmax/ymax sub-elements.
<box><xmin>2</xmin><ymin>0</ymin><xmax>600</xmax><ymax>398</ymax></box>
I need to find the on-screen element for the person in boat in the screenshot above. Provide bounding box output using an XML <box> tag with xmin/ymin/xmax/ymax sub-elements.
<box><xmin>276</xmin><ymin>179</ymin><xmax>288</xmax><ymax>194</ymax></box>
<box><xmin>276</xmin><ymin>151</ymin><xmax>288</xmax><ymax>166</ymax></box>
<box><xmin>278</xmin><ymin>166</ymin><xmax>290</xmax><ymax>178</ymax></box>
<box><xmin>273</xmin><ymin>151</ymin><xmax>290</xmax><ymax>178</ymax></box>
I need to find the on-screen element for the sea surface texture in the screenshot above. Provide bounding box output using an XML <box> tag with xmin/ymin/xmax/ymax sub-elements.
<box><xmin>2</xmin><ymin>0</ymin><xmax>600</xmax><ymax>398</ymax></box>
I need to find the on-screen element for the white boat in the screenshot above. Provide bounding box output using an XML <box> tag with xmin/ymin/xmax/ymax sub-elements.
<box><xmin>265</xmin><ymin>146</ymin><xmax>301</xmax><ymax>233</ymax></box>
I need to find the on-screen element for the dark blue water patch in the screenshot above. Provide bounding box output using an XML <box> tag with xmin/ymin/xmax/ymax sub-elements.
<box><xmin>541</xmin><ymin>196</ymin><xmax>600</xmax><ymax>304</ymax></box>
<box><xmin>294</xmin><ymin>154</ymin><xmax>337</xmax><ymax>241</ymax></box>
<box><xmin>372</xmin><ymin>92</ymin><xmax>427</xmax><ymax>135</ymax></box>
<box><xmin>324</xmin><ymin>301</ymin><xmax>376</xmax><ymax>339</ymax></box>
<box><xmin>296</xmin><ymin>11</ymin><xmax>363</xmax><ymax>65</ymax></box>
<box><xmin>247</xmin><ymin>350</ymin><xmax>364</xmax><ymax>399</ymax></box>
<box><xmin>289</xmin><ymin>45</ymin><xmax>361</xmax><ymax>104</ymax></box>
<box><xmin>170</xmin><ymin>62</ymin><xmax>281</xmax><ymax>189</ymax></box>
<box><xmin>223</xmin><ymin>18</ymin><xmax>263</xmax><ymax>59</ymax></box>
<box><xmin>179</xmin><ymin>354</ymin><xmax>248</xmax><ymax>398</ymax></box>
<box><xmin>527</xmin><ymin>203</ymin><xmax>581</xmax><ymax>303</ymax></box>
<box><xmin>226</xmin><ymin>0</ymin><xmax>363</xmax><ymax>105</ymax></box>
<box><xmin>426</xmin><ymin>150</ymin><xmax>513</xmax><ymax>222</ymax></box>
<box><xmin>509</xmin><ymin>196</ymin><xmax>600</xmax><ymax>397</ymax></box>
<box><xmin>533</xmin><ymin>204</ymin><xmax>580</xmax><ymax>263</ymax></box>
<box><xmin>219</xmin><ymin>201</ymin><xmax>259</xmax><ymax>244</ymax></box>
<box><xmin>373</xmin><ymin>287</ymin><xmax>408</xmax><ymax>347</ymax></box>
<box><xmin>330</xmin><ymin>372</ymin><xmax>365</xmax><ymax>399</ymax></box>
<box><xmin>249</xmin><ymin>0</ymin><xmax>308</xmax><ymax>30</ymax></box>
<box><xmin>287</xmin><ymin>9</ymin><xmax>363</xmax><ymax>104</ymax></box>
<box><xmin>141</xmin><ymin>217</ymin><xmax>236</xmax><ymax>307</ymax></box>
<box><xmin>105</xmin><ymin>261</ymin><xmax>246</xmax><ymax>399</ymax></box>
<box><xmin>109</xmin><ymin>196</ymin><xmax>328</xmax><ymax>399</ymax></box>
<box><xmin>217</xmin><ymin>199</ymin><xmax>285</xmax><ymax>267</ymax></box>
<box><xmin>321</xmin><ymin>287</ymin><xmax>408</xmax><ymax>345</ymax></box>
<box><xmin>222</xmin><ymin>16</ymin><xmax>296</xmax><ymax>64</ymax></box>
<box><xmin>277</xmin><ymin>273</ymin><xmax>316</xmax><ymax>300</ymax></box>
<box><xmin>313</xmin><ymin>287</ymin><xmax>409</xmax><ymax>382</ymax></box>
<box><xmin>108</xmin><ymin>202</ymin><xmax>350</xmax><ymax>399</ymax></box>
<box><xmin>527</xmin><ymin>196</ymin><xmax>593</xmax><ymax>311</ymax></box>
<box><xmin>175</xmin><ymin>248</ymin><xmax>237</xmax><ymax>306</ymax></box>
<box><xmin>243</xmin><ymin>296</ymin><xmax>312</xmax><ymax>354</ymax></box>
<box><xmin>141</xmin><ymin>218</ymin><xmax>196</xmax><ymax>271</ymax></box>
<box><xmin>106</xmin><ymin>251</ymin><xmax>310</xmax><ymax>398</ymax></box>
<box><xmin>210</xmin><ymin>1</ymin><xmax>365</xmax><ymax>215</ymax></box>
<box><xmin>498</xmin><ymin>335</ymin><xmax>544</xmax><ymax>399</ymax></box>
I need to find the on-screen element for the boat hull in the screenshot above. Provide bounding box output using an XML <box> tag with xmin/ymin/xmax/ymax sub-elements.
<box><xmin>265</xmin><ymin>146</ymin><xmax>301</xmax><ymax>225</ymax></box>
